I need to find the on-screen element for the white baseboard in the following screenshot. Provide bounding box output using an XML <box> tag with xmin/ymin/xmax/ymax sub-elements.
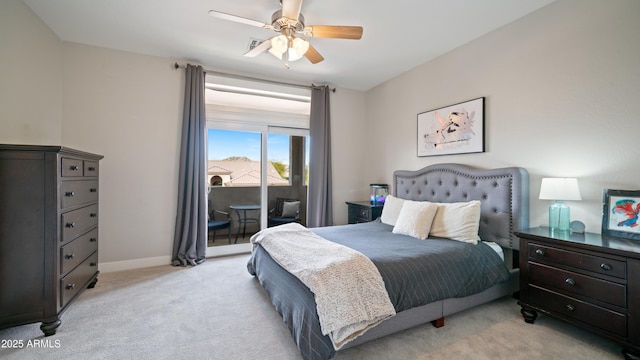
<box><xmin>97</xmin><ymin>244</ymin><xmax>252</xmax><ymax>273</ymax></box>
<box><xmin>98</xmin><ymin>256</ymin><xmax>171</xmax><ymax>273</ymax></box>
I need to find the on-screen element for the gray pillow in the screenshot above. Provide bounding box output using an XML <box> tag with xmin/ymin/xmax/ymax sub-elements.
<box><xmin>281</xmin><ymin>201</ymin><xmax>300</xmax><ymax>217</ymax></box>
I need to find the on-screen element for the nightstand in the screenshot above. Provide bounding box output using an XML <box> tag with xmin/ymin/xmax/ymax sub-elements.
<box><xmin>515</xmin><ymin>227</ymin><xmax>640</xmax><ymax>358</ymax></box>
<box><xmin>346</xmin><ymin>201</ymin><xmax>383</xmax><ymax>224</ymax></box>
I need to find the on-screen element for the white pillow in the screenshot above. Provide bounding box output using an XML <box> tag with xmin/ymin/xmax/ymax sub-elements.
<box><xmin>380</xmin><ymin>195</ymin><xmax>405</xmax><ymax>226</ymax></box>
<box><xmin>430</xmin><ymin>200</ymin><xmax>481</xmax><ymax>244</ymax></box>
<box><xmin>392</xmin><ymin>200</ymin><xmax>439</xmax><ymax>239</ymax></box>
<box><xmin>281</xmin><ymin>201</ymin><xmax>300</xmax><ymax>217</ymax></box>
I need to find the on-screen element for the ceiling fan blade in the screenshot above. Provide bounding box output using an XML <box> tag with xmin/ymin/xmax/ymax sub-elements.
<box><xmin>281</xmin><ymin>0</ymin><xmax>303</xmax><ymax>21</ymax></box>
<box><xmin>244</xmin><ymin>39</ymin><xmax>272</xmax><ymax>57</ymax></box>
<box><xmin>304</xmin><ymin>25</ymin><xmax>363</xmax><ymax>40</ymax></box>
<box><xmin>304</xmin><ymin>44</ymin><xmax>324</xmax><ymax>64</ymax></box>
<box><xmin>208</xmin><ymin>10</ymin><xmax>271</xmax><ymax>29</ymax></box>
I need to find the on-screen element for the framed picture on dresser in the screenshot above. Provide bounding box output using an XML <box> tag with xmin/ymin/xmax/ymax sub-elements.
<box><xmin>602</xmin><ymin>188</ymin><xmax>640</xmax><ymax>240</ymax></box>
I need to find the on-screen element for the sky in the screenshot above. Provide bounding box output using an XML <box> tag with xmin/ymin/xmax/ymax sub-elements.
<box><xmin>208</xmin><ymin>129</ymin><xmax>306</xmax><ymax>164</ymax></box>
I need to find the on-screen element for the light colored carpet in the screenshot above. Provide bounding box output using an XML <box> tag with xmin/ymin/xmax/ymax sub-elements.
<box><xmin>0</xmin><ymin>254</ymin><xmax>624</xmax><ymax>360</ymax></box>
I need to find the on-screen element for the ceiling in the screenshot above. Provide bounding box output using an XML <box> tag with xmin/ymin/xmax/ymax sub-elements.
<box><xmin>24</xmin><ymin>0</ymin><xmax>555</xmax><ymax>91</ymax></box>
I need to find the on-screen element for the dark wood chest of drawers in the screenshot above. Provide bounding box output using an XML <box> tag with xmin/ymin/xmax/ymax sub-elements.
<box><xmin>516</xmin><ymin>227</ymin><xmax>640</xmax><ymax>357</ymax></box>
<box><xmin>0</xmin><ymin>145</ymin><xmax>103</xmax><ymax>336</ymax></box>
<box><xmin>346</xmin><ymin>201</ymin><xmax>383</xmax><ymax>224</ymax></box>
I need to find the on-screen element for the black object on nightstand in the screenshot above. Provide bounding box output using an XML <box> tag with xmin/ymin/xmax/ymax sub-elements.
<box><xmin>515</xmin><ymin>227</ymin><xmax>640</xmax><ymax>358</ymax></box>
<box><xmin>346</xmin><ymin>201</ymin><xmax>383</xmax><ymax>224</ymax></box>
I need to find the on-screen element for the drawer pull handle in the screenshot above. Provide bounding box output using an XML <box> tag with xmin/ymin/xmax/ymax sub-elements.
<box><xmin>565</xmin><ymin>304</ymin><xmax>575</xmax><ymax>312</ymax></box>
<box><xmin>65</xmin><ymin>284</ymin><xmax>76</xmax><ymax>290</ymax></box>
<box><xmin>65</xmin><ymin>191</ymin><xmax>75</xmax><ymax>197</ymax></box>
<box><xmin>70</xmin><ymin>165</ymin><xmax>79</xmax><ymax>171</ymax></box>
<box><xmin>600</xmin><ymin>263</ymin><xmax>612</xmax><ymax>271</ymax></box>
<box><xmin>88</xmin><ymin>167</ymin><xmax>96</xmax><ymax>171</ymax></box>
<box><xmin>535</xmin><ymin>249</ymin><xmax>545</xmax><ymax>256</ymax></box>
<box><xmin>90</xmin><ymin>262</ymin><xmax>97</xmax><ymax>267</ymax></box>
<box><xmin>89</xmin><ymin>188</ymin><xmax>97</xmax><ymax>193</ymax></box>
<box><xmin>90</xmin><ymin>213</ymin><xmax>97</xmax><ymax>218</ymax></box>
<box><xmin>565</xmin><ymin>278</ymin><xmax>576</xmax><ymax>286</ymax></box>
<box><xmin>90</xmin><ymin>238</ymin><xmax>97</xmax><ymax>242</ymax></box>
<box><xmin>65</xmin><ymin>253</ymin><xmax>75</xmax><ymax>260</ymax></box>
<box><xmin>65</xmin><ymin>222</ymin><xmax>76</xmax><ymax>228</ymax></box>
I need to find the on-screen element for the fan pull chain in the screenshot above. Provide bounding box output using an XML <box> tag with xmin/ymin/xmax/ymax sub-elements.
<box><xmin>284</xmin><ymin>40</ymin><xmax>291</xmax><ymax>69</ymax></box>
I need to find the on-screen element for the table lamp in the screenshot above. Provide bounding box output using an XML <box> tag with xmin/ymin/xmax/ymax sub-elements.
<box><xmin>539</xmin><ymin>178</ymin><xmax>582</xmax><ymax>231</ymax></box>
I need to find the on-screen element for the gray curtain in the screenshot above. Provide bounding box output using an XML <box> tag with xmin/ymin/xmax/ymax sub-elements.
<box><xmin>172</xmin><ymin>64</ymin><xmax>207</xmax><ymax>266</ymax></box>
<box><xmin>307</xmin><ymin>85</ymin><xmax>333</xmax><ymax>227</ymax></box>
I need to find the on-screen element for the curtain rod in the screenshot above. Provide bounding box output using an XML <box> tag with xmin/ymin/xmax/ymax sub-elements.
<box><xmin>173</xmin><ymin>62</ymin><xmax>335</xmax><ymax>93</ymax></box>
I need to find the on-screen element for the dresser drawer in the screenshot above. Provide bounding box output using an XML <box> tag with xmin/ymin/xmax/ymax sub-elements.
<box><xmin>60</xmin><ymin>252</ymin><xmax>98</xmax><ymax>308</ymax></box>
<box><xmin>356</xmin><ymin>207</ymin><xmax>371</xmax><ymax>220</ymax></box>
<box><xmin>61</xmin><ymin>180</ymin><xmax>98</xmax><ymax>209</ymax></box>
<box><xmin>61</xmin><ymin>158</ymin><xmax>99</xmax><ymax>177</ymax></box>
<box><xmin>61</xmin><ymin>158</ymin><xmax>84</xmax><ymax>177</ymax></box>
<box><xmin>528</xmin><ymin>243</ymin><xmax>626</xmax><ymax>279</ymax></box>
<box><xmin>61</xmin><ymin>204</ymin><xmax>98</xmax><ymax>243</ymax></box>
<box><xmin>348</xmin><ymin>206</ymin><xmax>370</xmax><ymax>223</ymax></box>
<box><xmin>529</xmin><ymin>285</ymin><xmax>627</xmax><ymax>337</ymax></box>
<box><xmin>83</xmin><ymin>161</ymin><xmax>99</xmax><ymax>177</ymax></box>
<box><xmin>528</xmin><ymin>262</ymin><xmax>626</xmax><ymax>308</ymax></box>
<box><xmin>60</xmin><ymin>228</ymin><xmax>98</xmax><ymax>275</ymax></box>
<box><xmin>346</xmin><ymin>202</ymin><xmax>383</xmax><ymax>224</ymax></box>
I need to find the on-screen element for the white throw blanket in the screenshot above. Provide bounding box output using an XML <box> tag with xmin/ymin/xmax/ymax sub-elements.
<box><xmin>250</xmin><ymin>223</ymin><xmax>396</xmax><ymax>350</ymax></box>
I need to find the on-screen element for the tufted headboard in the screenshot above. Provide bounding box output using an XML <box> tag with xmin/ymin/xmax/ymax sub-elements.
<box><xmin>393</xmin><ymin>163</ymin><xmax>529</xmax><ymax>251</ymax></box>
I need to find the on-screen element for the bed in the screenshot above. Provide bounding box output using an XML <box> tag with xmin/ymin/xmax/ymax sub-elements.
<box><xmin>247</xmin><ymin>163</ymin><xmax>529</xmax><ymax>360</ymax></box>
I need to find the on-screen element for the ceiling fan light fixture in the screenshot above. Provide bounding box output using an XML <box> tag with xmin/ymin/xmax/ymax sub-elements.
<box><xmin>292</xmin><ymin>37</ymin><xmax>309</xmax><ymax>57</ymax></box>
<box><xmin>210</xmin><ymin>0</ymin><xmax>364</xmax><ymax>67</ymax></box>
<box><xmin>270</xmin><ymin>34</ymin><xmax>288</xmax><ymax>54</ymax></box>
<box><xmin>287</xmin><ymin>48</ymin><xmax>303</xmax><ymax>62</ymax></box>
<box><xmin>268</xmin><ymin>34</ymin><xmax>308</xmax><ymax>64</ymax></box>
<box><xmin>285</xmin><ymin>37</ymin><xmax>308</xmax><ymax>62</ymax></box>
<box><xmin>268</xmin><ymin>47</ymin><xmax>283</xmax><ymax>60</ymax></box>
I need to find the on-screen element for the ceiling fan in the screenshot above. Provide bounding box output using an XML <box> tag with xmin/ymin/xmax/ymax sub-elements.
<box><xmin>209</xmin><ymin>0</ymin><xmax>363</xmax><ymax>68</ymax></box>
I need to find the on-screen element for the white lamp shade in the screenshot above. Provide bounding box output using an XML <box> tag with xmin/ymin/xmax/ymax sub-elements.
<box><xmin>287</xmin><ymin>48</ymin><xmax>303</xmax><ymax>61</ymax></box>
<box><xmin>268</xmin><ymin>34</ymin><xmax>288</xmax><ymax>59</ymax></box>
<box><xmin>291</xmin><ymin>37</ymin><xmax>309</xmax><ymax>57</ymax></box>
<box><xmin>268</xmin><ymin>47</ymin><xmax>283</xmax><ymax>60</ymax></box>
<box><xmin>539</xmin><ymin>178</ymin><xmax>582</xmax><ymax>201</ymax></box>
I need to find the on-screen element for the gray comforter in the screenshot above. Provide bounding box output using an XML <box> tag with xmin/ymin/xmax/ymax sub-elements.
<box><xmin>247</xmin><ymin>221</ymin><xmax>510</xmax><ymax>360</ymax></box>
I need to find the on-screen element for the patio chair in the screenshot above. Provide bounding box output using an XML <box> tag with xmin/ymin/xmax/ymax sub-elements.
<box><xmin>268</xmin><ymin>198</ymin><xmax>300</xmax><ymax>227</ymax></box>
<box><xmin>208</xmin><ymin>200</ymin><xmax>231</xmax><ymax>244</ymax></box>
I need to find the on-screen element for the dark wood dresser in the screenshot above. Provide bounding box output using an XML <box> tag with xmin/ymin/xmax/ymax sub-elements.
<box><xmin>516</xmin><ymin>227</ymin><xmax>640</xmax><ymax>358</ymax></box>
<box><xmin>0</xmin><ymin>145</ymin><xmax>103</xmax><ymax>336</ymax></box>
<box><xmin>346</xmin><ymin>201</ymin><xmax>383</xmax><ymax>224</ymax></box>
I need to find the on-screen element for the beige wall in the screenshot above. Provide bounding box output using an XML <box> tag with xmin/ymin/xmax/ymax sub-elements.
<box><xmin>330</xmin><ymin>87</ymin><xmax>367</xmax><ymax>224</ymax></box>
<box><xmin>365</xmin><ymin>0</ymin><xmax>640</xmax><ymax>234</ymax></box>
<box><xmin>3</xmin><ymin>0</ymin><xmax>639</xmax><ymax>269</ymax></box>
<box><xmin>0</xmin><ymin>0</ymin><xmax>62</xmax><ymax>144</ymax></box>
<box><xmin>61</xmin><ymin>43</ymin><xmax>183</xmax><ymax>266</ymax></box>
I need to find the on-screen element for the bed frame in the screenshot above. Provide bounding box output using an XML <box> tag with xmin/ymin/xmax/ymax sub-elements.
<box><xmin>340</xmin><ymin>163</ymin><xmax>529</xmax><ymax>349</ymax></box>
<box><xmin>249</xmin><ymin>163</ymin><xmax>530</xmax><ymax>358</ymax></box>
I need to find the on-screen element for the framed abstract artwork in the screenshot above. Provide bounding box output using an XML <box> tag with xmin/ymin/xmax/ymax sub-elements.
<box><xmin>602</xmin><ymin>189</ymin><xmax>640</xmax><ymax>241</ymax></box>
<box><xmin>417</xmin><ymin>97</ymin><xmax>484</xmax><ymax>157</ymax></box>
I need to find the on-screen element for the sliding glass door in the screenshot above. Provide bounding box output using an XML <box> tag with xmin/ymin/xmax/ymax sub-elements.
<box><xmin>203</xmin><ymin>73</ymin><xmax>310</xmax><ymax>257</ymax></box>
<box><xmin>266</xmin><ymin>129</ymin><xmax>309</xmax><ymax>230</ymax></box>
<box><xmin>205</xmin><ymin>123</ymin><xmax>309</xmax><ymax>257</ymax></box>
